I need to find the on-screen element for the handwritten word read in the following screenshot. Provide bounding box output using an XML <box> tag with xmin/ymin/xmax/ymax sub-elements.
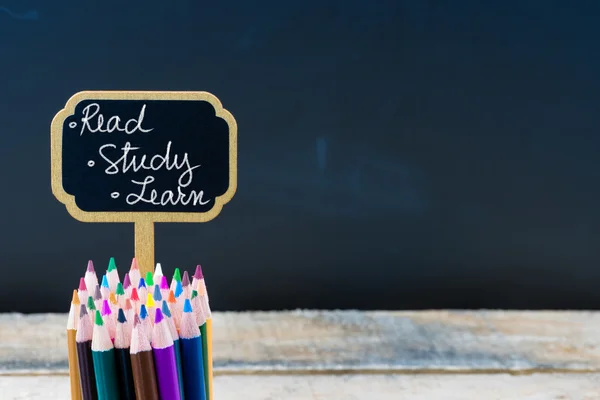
<box><xmin>76</xmin><ymin>103</ymin><xmax>209</xmax><ymax>207</ymax></box>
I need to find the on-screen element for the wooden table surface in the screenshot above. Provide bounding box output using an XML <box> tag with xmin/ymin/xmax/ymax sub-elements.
<box><xmin>1</xmin><ymin>310</ymin><xmax>599</xmax><ymax>399</ymax></box>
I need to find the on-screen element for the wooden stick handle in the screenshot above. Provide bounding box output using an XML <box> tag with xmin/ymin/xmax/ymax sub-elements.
<box><xmin>134</xmin><ymin>221</ymin><xmax>155</xmax><ymax>276</ymax></box>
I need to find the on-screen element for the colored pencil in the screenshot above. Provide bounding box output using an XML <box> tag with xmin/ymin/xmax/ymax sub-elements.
<box><xmin>146</xmin><ymin>292</ymin><xmax>156</xmax><ymax>322</ymax></box>
<box><xmin>130</xmin><ymin>287</ymin><xmax>141</xmax><ymax>314</ymax></box>
<box><xmin>152</xmin><ymin>308</ymin><xmax>181</xmax><ymax>400</ymax></box>
<box><xmin>179</xmin><ymin>299</ymin><xmax>207</xmax><ymax>400</ymax></box>
<box><xmin>181</xmin><ymin>271</ymin><xmax>191</xmax><ymax>299</ymax></box>
<box><xmin>124</xmin><ymin>299</ymin><xmax>134</xmax><ymax>330</ymax></box>
<box><xmin>128</xmin><ymin>258</ymin><xmax>141</xmax><ymax>289</ymax></box>
<box><xmin>91</xmin><ymin>310</ymin><xmax>120</xmax><ymax>400</ymax></box>
<box><xmin>114</xmin><ymin>309</ymin><xmax>136</xmax><ymax>400</ymax></box>
<box><xmin>86</xmin><ymin>296</ymin><xmax>97</xmax><ymax>325</ymax></box>
<box><xmin>101</xmin><ymin>275</ymin><xmax>110</xmax><ymax>300</ymax></box>
<box><xmin>68</xmin><ymin>290</ymin><xmax>83</xmax><ymax>400</ymax></box>
<box><xmin>101</xmin><ymin>299</ymin><xmax>116</xmax><ymax>340</ymax></box>
<box><xmin>145</xmin><ymin>271</ymin><xmax>155</xmax><ymax>293</ymax></box>
<box><xmin>140</xmin><ymin>304</ymin><xmax>153</xmax><ymax>342</ymax></box>
<box><xmin>162</xmin><ymin>301</ymin><xmax>185</xmax><ymax>399</ymax></box>
<box><xmin>204</xmin><ymin>318</ymin><xmax>214</xmax><ymax>400</ymax></box>
<box><xmin>123</xmin><ymin>273</ymin><xmax>132</xmax><ymax>297</ymax></box>
<box><xmin>160</xmin><ymin>275</ymin><xmax>170</xmax><ymax>301</ymax></box>
<box><xmin>194</xmin><ymin>266</ymin><xmax>213</xmax><ymax>400</ymax></box>
<box><xmin>191</xmin><ymin>290</ymin><xmax>210</xmax><ymax>399</ymax></box>
<box><xmin>130</xmin><ymin>315</ymin><xmax>159</xmax><ymax>400</ymax></box>
<box><xmin>76</xmin><ymin>305</ymin><xmax>98</xmax><ymax>400</ymax></box>
<box><xmin>167</xmin><ymin>289</ymin><xmax>181</xmax><ymax>330</ymax></box>
<box><xmin>94</xmin><ymin>285</ymin><xmax>103</xmax><ymax>311</ymax></box>
<box><xmin>115</xmin><ymin>282</ymin><xmax>125</xmax><ymax>306</ymax></box>
<box><xmin>107</xmin><ymin>257</ymin><xmax>120</xmax><ymax>292</ymax></box>
<box><xmin>154</xmin><ymin>263</ymin><xmax>164</xmax><ymax>284</ymax></box>
<box><xmin>78</xmin><ymin>277</ymin><xmax>89</xmax><ymax>305</ymax></box>
<box><xmin>109</xmin><ymin>292</ymin><xmax>119</xmax><ymax>315</ymax></box>
<box><xmin>137</xmin><ymin>277</ymin><xmax>147</xmax><ymax>304</ymax></box>
<box><xmin>170</xmin><ymin>268</ymin><xmax>181</xmax><ymax>293</ymax></box>
<box><xmin>84</xmin><ymin>260</ymin><xmax>98</xmax><ymax>295</ymax></box>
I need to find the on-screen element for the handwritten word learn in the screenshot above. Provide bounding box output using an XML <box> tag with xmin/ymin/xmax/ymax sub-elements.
<box><xmin>98</xmin><ymin>141</ymin><xmax>199</xmax><ymax>187</ymax></box>
<box><xmin>127</xmin><ymin>175</ymin><xmax>210</xmax><ymax>207</ymax></box>
<box><xmin>79</xmin><ymin>103</ymin><xmax>154</xmax><ymax>136</ymax></box>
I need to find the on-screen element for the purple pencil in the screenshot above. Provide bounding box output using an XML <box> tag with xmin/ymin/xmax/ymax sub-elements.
<box><xmin>151</xmin><ymin>308</ymin><xmax>181</xmax><ymax>400</ymax></box>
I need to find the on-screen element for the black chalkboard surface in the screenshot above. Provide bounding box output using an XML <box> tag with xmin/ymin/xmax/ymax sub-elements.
<box><xmin>52</xmin><ymin>92</ymin><xmax>236</xmax><ymax>217</ymax></box>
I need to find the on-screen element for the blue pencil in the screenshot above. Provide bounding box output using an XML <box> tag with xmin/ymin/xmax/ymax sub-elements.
<box><xmin>179</xmin><ymin>299</ymin><xmax>207</xmax><ymax>400</ymax></box>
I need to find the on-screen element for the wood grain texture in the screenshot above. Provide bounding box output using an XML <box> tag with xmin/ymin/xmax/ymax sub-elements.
<box><xmin>2</xmin><ymin>374</ymin><xmax>600</xmax><ymax>400</ymax></box>
<box><xmin>2</xmin><ymin>311</ymin><xmax>600</xmax><ymax>374</ymax></box>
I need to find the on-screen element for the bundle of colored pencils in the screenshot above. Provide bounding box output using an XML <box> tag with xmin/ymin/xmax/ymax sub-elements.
<box><xmin>67</xmin><ymin>258</ymin><xmax>214</xmax><ymax>400</ymax></box>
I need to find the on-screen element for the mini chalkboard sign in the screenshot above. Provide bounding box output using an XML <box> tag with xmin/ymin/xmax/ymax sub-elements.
<box><xmin>51</xmin><ymin>91</ymin><xmax>238</xmax><ymax>274</ymax></box>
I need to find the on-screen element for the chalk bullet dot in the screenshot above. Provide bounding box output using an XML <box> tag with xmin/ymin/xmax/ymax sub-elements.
<box><xmin>69</xmin><ymin>122</ymin><xmax>77</xmax><ymax>128</ymax></box>
<box><xmin>111</xmin><ymin>192</ymin><xmax>120</xmax><ymax>199</ymax></box>
<box><xmin>87</xmin><ymin>160</ymin><xmax>95</xmax><ymax>167</ymax></box>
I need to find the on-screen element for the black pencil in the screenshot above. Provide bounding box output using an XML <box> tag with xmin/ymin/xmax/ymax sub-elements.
<box><xmin>76</xmin><ymin>305</ymin><xmax>98</xmax><ymax>400</ymax></box>
<box><xmin>114</xmin><ymin>309</ymin><xmax>136</xmax><ymax>400</ymax></box>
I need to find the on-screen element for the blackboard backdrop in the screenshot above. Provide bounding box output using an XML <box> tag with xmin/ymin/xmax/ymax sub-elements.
<box><xmin>2</xmin><ymin>1</ymin><xmax>600</xmax><ymax>312</ymax></box>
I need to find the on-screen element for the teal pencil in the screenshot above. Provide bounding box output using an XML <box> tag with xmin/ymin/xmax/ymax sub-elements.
<box><xmin>91</xmin><ymin>310</ymin><xmax>120</xmax><ymax>400</ymax></box>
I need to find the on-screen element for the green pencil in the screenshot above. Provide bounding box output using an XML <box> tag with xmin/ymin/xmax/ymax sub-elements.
<box><xmin>92</xmin><ymin>310</ymin><xmax>121</xmax><ymax>400</ymax></box>
<box><xmin>192</xmin><ymin>290</ymin><xmax>210</xmax><ymax>399</ymax></box>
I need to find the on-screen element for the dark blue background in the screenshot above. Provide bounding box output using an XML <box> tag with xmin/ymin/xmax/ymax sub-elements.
<box><xmin>1</xmin><ymin>1</ymin><xmax>600</xmax><ymax>312</ymax></box>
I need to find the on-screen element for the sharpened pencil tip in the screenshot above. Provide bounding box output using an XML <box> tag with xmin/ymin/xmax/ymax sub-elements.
<box><xmin>175</xmin><ymin>281</ymin><xmax>183</xmax><ymax>297</ymax></box>
<box><xmin>145</xmin><ymin>271</ymin><xmax>154</xmax><ymax>286</ymax></box>
<box><xmin>72</xmin><ymin>290</ymin><xmax>80</xmax><ymax>305</ymax></box>
<box><xmin>101</xmin><ymin>275</ymin><xmax>109</xmax><ymax>288</ymax></box>
<box><xmin>117</xmin><ymin>308</ymin><xmax>127</xmax><ymax>323</ymax></box>
<box><xmin>173</xmin><ymin>268</ymin><xmax>181</xmax><ymax>282</ymax></box>
<box><xmin>107</xmin><ymin>257</ymin><xmax>117</xmax><ymax>272</ymax></box>
<box><xmin>138</xmin><ymin>277</ymin><xmax>146</xmax><ymax>289</ymax></box>
<box><xmin>154</xmin><ymin>263</ymin><xmax>163</xmax><ymax>278</ymax></box>
<box><xmin>130</xmin><ymin>258</ymin><xmax>139</xmax><ymax>271</ymax></box>
<box><xmin>160</xmin><ymin>275</ymin><xmax>169</xmax><ymax>290</ymax></box>
<box><xmin>184</xmin><ymin>299</ymin><xmax>193</xmax><ymax>313</ymax></box>
<box><xmin>154</xmin><ymin>308</ymin><xmax>163</xmax><ymax>324</ymax></box>
<box><xmin>191</xmin><ymin>289</ymin><xmax>198</xmax><ymax>299</ymax></box>
<box><xmin>146</xmin><ymin>292</ymin><xmax>155</xmax><ymax>308</ymax></box>
<box><xmin>167</xmin><ymin>290</ymin><xmax>176</xmax><ymax>304</ymax></box>
<box><xmin>130</xmin><ymin>287</ymin><xmax>140</xmax><ymax>301</ymax></box>
<box><xmin>101</xmin><ymin>300</ymin><xmax>111</xmax><ymax>316</ymax></box>
<box><xmin>78</xmin><ymin>277</ymin><xmax>87</xmax><ymax>291</ymax></box>
<box><xmin>125</xmin><ymin>299</ymin><xmax>132</xmax><ymax>310</ymax></box>
<box><xmin>123</xmin><ymin>273</ymin><xmax>131</xmax><ymax>289</ymax></box>
<box><xmin>134</xmin><ymin>314</ymin><xmax>141</xmax><ymax>326</ymax></box>
<box><xmin>80</xmin><ymin>304</ymin><xmax>87</xmax><ymax>316</ymax></box>
<box><xmin>116</xmin><ymin>282</ymin><xmax>125</xmax><ymax>296</ymax></box>
<box><xmin>161</xmin><ymin>301</ymin><xmax>171</xmax><ymax>317</ymax></box>
<box><xmin>194</xmin><ymin>265</ymin><xmax>204</xmax><ymax>279</ymax></box>
<box><xmin>94</xmin><ymin>310</ymin><xmax>103</xmax><ymax>326</ymax></box>
<box><xmin>153</xmin><ymin>284</ymin><xmax>162</xmax><ymax>301</ymax></box>
<box><xmin>109</xmin><ymin>292</ymin><xmax>117</xmax><ymax>305</ymax></box>
<box><xmin>87</xmin><ymin>296</ymin><xmax>96</xmax><ymax>311</ymax></box>
<box><xmin>140</xmin><ymin>304</ymin><xmax>148</xmax><ymax>319</ymax></box>
<box><xmin>94</xmin><ymin>285</ymin><xmax>102</xmax><ymax>300</ymax></box>
<box><xmin>86</xmin><ymin>260</ymin><xmax>95</xmax><ymax>273</ymax></box>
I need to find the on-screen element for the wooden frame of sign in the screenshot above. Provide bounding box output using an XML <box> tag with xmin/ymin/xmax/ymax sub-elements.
<box><xmin>50</xmin><ymin>91</ymin><xmax>238</xmax><ymax>275</ymax></box>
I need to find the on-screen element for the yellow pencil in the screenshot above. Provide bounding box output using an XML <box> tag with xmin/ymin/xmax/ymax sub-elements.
<box><xmin>67</xmin><ymin>289</ymin><xmax>83</xmax><ymax>400</ymax></box>
<box><xmin>206</xmin><ymin>318</ymin><xmax>214</xmax><ymax>400</ymax></box>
